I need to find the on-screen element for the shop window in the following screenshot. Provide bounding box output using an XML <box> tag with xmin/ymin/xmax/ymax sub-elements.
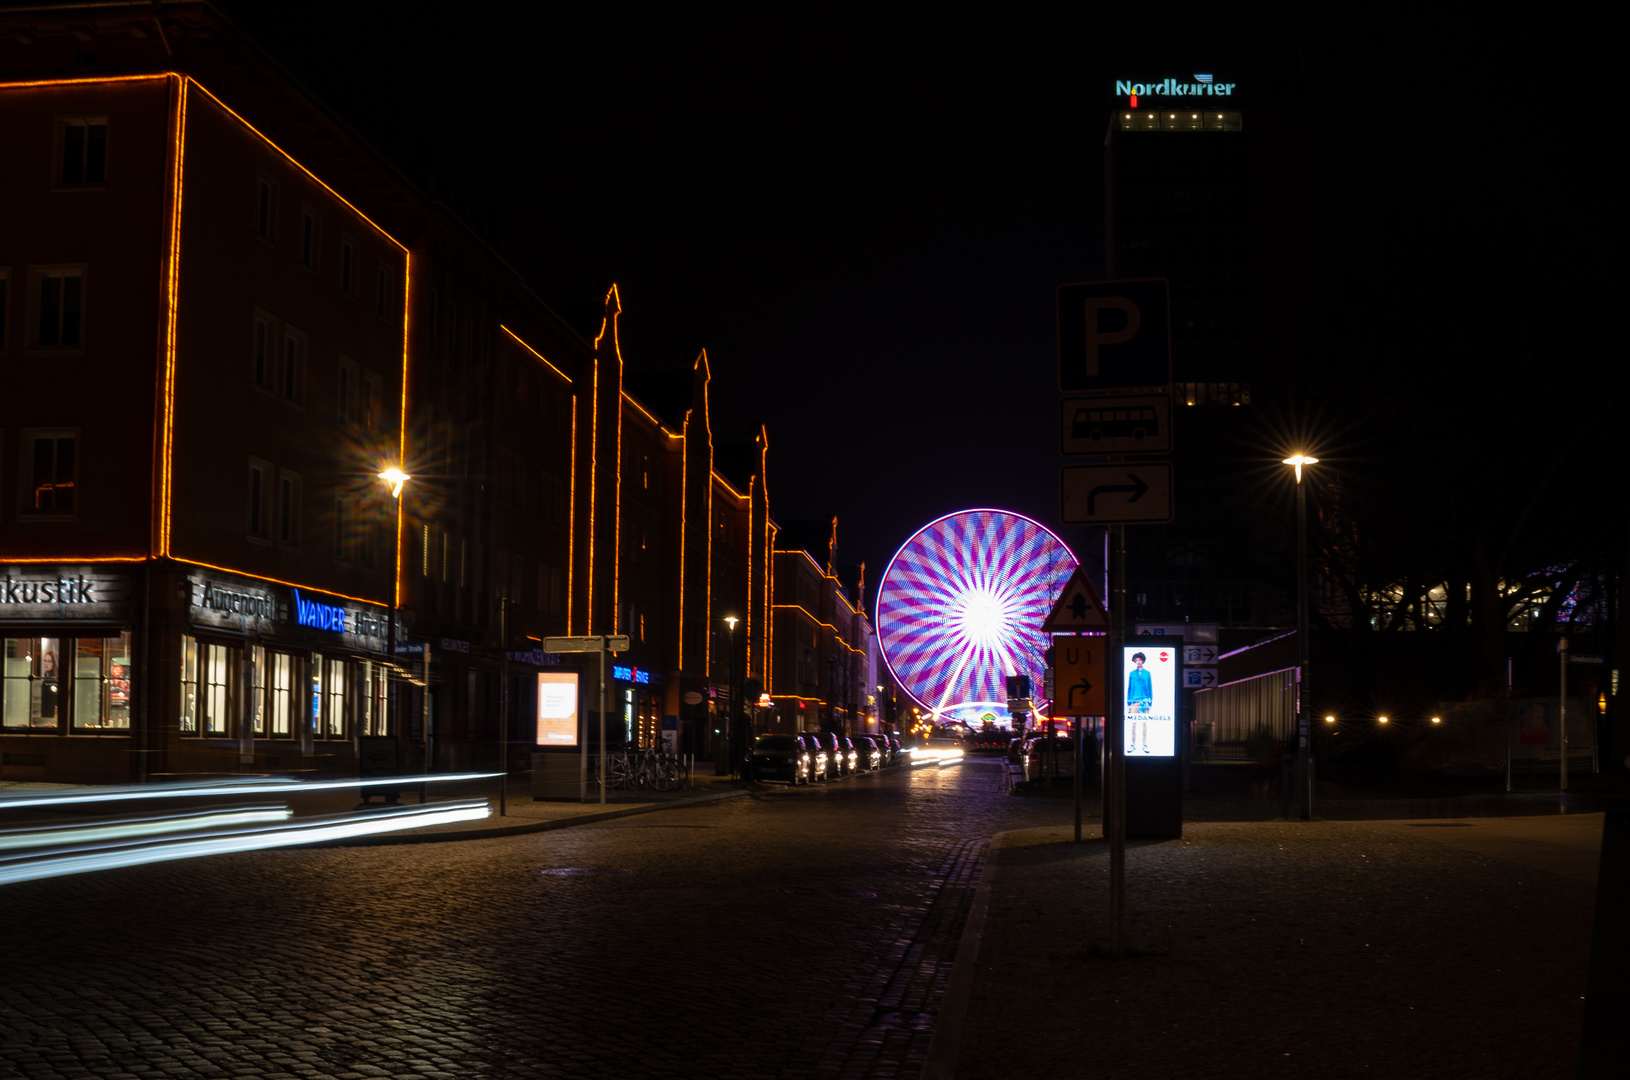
<box><xmin>180</xmin><ymin>635</ymin><xmax>231</xmax><ymax>737</ymax></box>
<box><xmin>359</xmin><ymin>661</ymin><xmax>388</xmax><ymax>736</ymax></box>
<box><xmin>71</xmin><ymin>632</ymin><xmax>132</xmax><ymax>730</ymax></box>
<box><xmin>269</xmin><ymin>650</ymin><xmax>293</xmax><ymax>737</ymax></box>
<box><xmin>322</xmin><ymin>657</ymin><xmax>346</xmax><ymax>739</ymax></box>
<box><xmin>25</xmin><ymin>432</ymin><xmax>77</xmax><ymax>514</ymax></box>
<box><xmin>180</xmin><ymin>635</ymin><xmax>198</xmax><ymax>734</ymax></box>
<box><xmin>33</xmin><ymin>268</ymin><xmax>83</xmax><ymax>348</ymax></box>
<box><xmin>248</xmin><ymin>645</ymin><xmax>267</xmax><ymax>737</ymax></box>
<box><xmin>59</xmin><ymin>119</ymin><xmax>107</xmax><ymax>185</ymax></box>
<box><xmin>2</xmin><ymin>636</ymin><xmax>62</xmax><ymax>730</ymax></box>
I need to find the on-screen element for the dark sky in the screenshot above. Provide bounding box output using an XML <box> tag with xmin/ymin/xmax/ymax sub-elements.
<box><xmin>216</xmin><ymin>6</ymin><xmax>1610</xmax><ymax>596</ymax></box>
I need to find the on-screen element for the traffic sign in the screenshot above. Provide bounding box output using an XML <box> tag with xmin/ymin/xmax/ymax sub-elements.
<box><xmin>1569</xmin><ymin>653</ymin><xmax>1606</xmax><ymax>665</ymax></box>
<box><xmin>1182</xmin><ymin>667</ymin><xmax>1219</xmax><ymax>689</ymax></box>
<box><xmin>1182</xmin><ymin>644</ymin><xmax>1218</xmax><ymax>666</ymax></box>
<box><xmin>1042</xmin><ymin>565</ymin><xmax>1109</xmax><ymax>632</ymax></box>
<box><xmin>1060</xmin><ymin>394</ymin><xmax>1171</xmax><ymax>455</ymax></box>
<box><xmin>1135</xmin><ymin>623</ymin><xmax>1218</xmax><ymax>643</ymax></box>
<box><xmin>542</xmin><ymin>635</ymin><xmax>631</xmax><ymax>653</ymax></box>
<box><xmin>1057</xmin><ymin>279</ymin><xmax>1171</xmax><ymax>393</ymax></box>
<box><xmin>1052</xmin><ymin>635</ymin><xmax>1105</xmax><ymax>716</ymax></box>
<box><xmin>1060</xmin><ymin>463</ymin><xmax>1173</xmax><ymax>524</ymax></box>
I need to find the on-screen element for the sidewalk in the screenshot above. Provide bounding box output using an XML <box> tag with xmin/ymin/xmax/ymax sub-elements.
<box><xmin>934</xmin><ymin>813</ymin><xmax>1603</xmax><ymax>1080</ymax></box>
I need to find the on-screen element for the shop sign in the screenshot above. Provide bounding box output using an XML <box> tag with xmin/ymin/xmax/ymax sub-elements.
<box><xmin>612</xmin><ymin>664</ymin><xmax>650</xmax><ymax>685</ymax></box>
<box><xmin>2</xmin><ymin>574</ymin><xmax>99</xmax><ymax>605</ymax></box>
<box><xmin>441</xmin><ymin>637</ymin><xmax>471</xmax><ymax>653</ymax></box>
<box><xmin>293</xmin><ymin>589</ymin><xmax>348</xmax><ymax>633</ymax></box>
<box><xmin>508</xmin><ymin>647</ymin><xmax>560</xmax><ymax>666</ymax></box>
<box><xmin>1115</xmin><ymin>76</ymin><xmax>1237</xmax><ymax>100</ymax></box>
<box><xmin>194</xmin><ymin>580</ymin><xmax>276</xmax><ymax>619</ymax></box>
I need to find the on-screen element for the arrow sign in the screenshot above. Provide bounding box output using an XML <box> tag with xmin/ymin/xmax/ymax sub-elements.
<box><xmin>1043</xmin><ymin>566</ymin><xmax>1109</xmax><ymax>632</ymax></box>
<box><xmin>1052</xmin><ymin>635</ymin><xmax>1105</xmax><ymax>716</ymax></box>
<box><xmin>1183</xmin><ymin>645</ymin><xmax>1217</xmax><ymax>665</ymax></box>
<box><xmin>1061</xmin><ymin>462</ymin><xmax>1174</xmax><ymax>524</ymax></box>
<box><xmin>1182</xmin><ymin>667</ymin><xmax>1218</xmax><ymax>689</ymax></box>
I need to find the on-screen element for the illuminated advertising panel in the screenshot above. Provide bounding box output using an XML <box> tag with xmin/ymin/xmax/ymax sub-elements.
<box><xmin>536</xmin><ymin>671</ymin><xmax>579</xmax><ymax>746</ymax></box>
<box><xmin>1123</xmin><ymin>644</ymin><xmax>1178</xmax><ymax>757</ymax></box>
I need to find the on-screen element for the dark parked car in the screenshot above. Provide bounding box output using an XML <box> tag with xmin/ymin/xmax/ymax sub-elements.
<box><xmin>748</xmin><ymin>734</ymin><xmax>810</xmax><ymax>784</ymax></box>
<box><xmin>1021</xmin><ymin>735</ymin><xmax>1077</xmax><ymax>782</ymax></box>
<box><xmin>851</xmin><ymin>735</ymin><xmax>883</xmax><ymax>771</ymax></box>
<box><xmin>881</xmin><ymin>734</ymin><xmax>903</xmax><ymax>764</ymax></box>
<box><xmin>803</xmin><ymin>731</ymin><xmax>840</xmax><ymax>780</ymax></box>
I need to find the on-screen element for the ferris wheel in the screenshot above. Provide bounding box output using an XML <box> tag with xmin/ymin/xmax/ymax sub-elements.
<box><xmin>875</xmin><ymin>509</ymin><xmax>1078</xmax><ymax>722</ymax></box>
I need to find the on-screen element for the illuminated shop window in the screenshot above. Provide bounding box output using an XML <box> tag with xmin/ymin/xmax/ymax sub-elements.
<box><xmin>202</xmin><ymin>643</ymin><xmax>230</xmax><ymax>736</ymax></box>
<box><xmin>324</xmin><ymin>658</ymin><xmax>347</xmax><ymax>739</ymax></box>
<box><xmin>71</xmin><ymin>632</ymin><xmax>132</xmax><ymax>731</ymax></box>
<box><xmin>269</xmin><ymin>651</ymin><xmax>294</xmax><ymax>737</ymax></box>
<box><xmin>249</xmin><ymin>645</ymin><xmax>267</xmax><ymax>737</ymax></box>
<box><xmin>2</xmin><ymin>636</ymin><xmax>62</xmax><ymax>730</ymax></box>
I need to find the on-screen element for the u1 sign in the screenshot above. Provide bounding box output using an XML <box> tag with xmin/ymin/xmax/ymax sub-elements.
<box><xmin>1057</xmin><ymin>279</ymin><xmax>1171</xmax><ymax>393</ymax></box>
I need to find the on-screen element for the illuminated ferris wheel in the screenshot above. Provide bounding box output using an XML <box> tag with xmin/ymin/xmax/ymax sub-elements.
<box><xmin>875</xmin><ymin>509</ymin><xmax>1078</xmax><ymax>722</ymax></box>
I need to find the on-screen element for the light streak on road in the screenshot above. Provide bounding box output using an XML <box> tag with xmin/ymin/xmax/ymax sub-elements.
<box><xmin>0</xmin><ymin>806</ymin><xmax>292</xmax><ymax>852</ymax></box>
<box><xmin>0</xmin><ymin>773</ymin><xmax>501</xmax><ymax>810</ymax></box>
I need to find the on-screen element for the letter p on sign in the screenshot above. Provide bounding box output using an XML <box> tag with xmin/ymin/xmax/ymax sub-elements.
<box><xmin>1056</xmin><ymin>279</ymin><xmax>1171</xmax><ymax>392</ymax></box>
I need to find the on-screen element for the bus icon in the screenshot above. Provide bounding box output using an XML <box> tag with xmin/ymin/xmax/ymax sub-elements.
<box><xmin>1072</xmin><ymin>405</ymin><xmax>1159</xmax><ymax>442</ymax></box>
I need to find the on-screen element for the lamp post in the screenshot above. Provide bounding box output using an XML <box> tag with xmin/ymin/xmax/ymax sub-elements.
<box><xmin>1283</xmin><ymin>454</ymin><xmax>1317</xmax><ymax>820</ymax></box>
<box><xmin>724</xmin><ymin>615</ymin><xmax>739</xmax><ymax>777</ymax></box>
<box><xmin>376</xmin><ymin>467</ymin><xmax>410</xmax><ymax>797</ymax></box>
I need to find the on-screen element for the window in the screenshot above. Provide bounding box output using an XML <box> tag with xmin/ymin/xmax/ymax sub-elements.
<box><xmin>280</xmin><ymin>330</ymin><xmax>304</xmax><ymax>403</ymax></box>
<box><xmin>376</xmin><ymin>265</ymin><xmax>388</xmax><ymax>317</ymax></box>
<box><xmin>358</xmin><ymin>515</ymin><xmax>376</xmax><ymax>570</ymax></box>
<box><xmin>247</xmin><ymin>458</ymin><xmax>270</xmax><ymax>538</ymax></box>
<box><xmin>300</xmin><ymin>209</ymin><xmax>317</xmax><ymax>269</ymax></box>
<box><xmin>361</xmin><ymin>374</ymin><xmax>380</xmax><ymax>430</ymax></box>
<box><xmin>269</xmin><ymin>651</ymin><xmax>293</xmax><ymax>737</ymax></box>
<box><xmin>359</xmin><ymin>661</ymin><xmax>388</xmax><ymax>736</ymax></box>
<box><xmin>26</xmin><ymin>433</ymin><xmax>76</xmax><ymax>514</ymax></box>
<box><xmin>180</xmin><ymin>635</ymin><xmax>198</xmax><ymax>734</ymax></box>
<box><xmin>34</xmin><ymin>269</ymin><xmax>83</xmax><ymax>348</ymax></box>
<box><xmin>277</xmin><ymin>469</ymin><xmax>301</xmax><ymax>546</ymax></box>
<box><xmin>333</xmin><ymin>494</ymin><xmax>349</xmax><ymax>561</ymax></box>
<box><xmin>2</xmin><ymin>637</ymin><xmax>62</xmax><ymax>729</ymax></box>
<box><xmin>251</xmin><ymin>315</ymin><xmax>272</xmax><ymax>388</ymax></box>
<box><xmin>1</xmin><ymin>269</ymin><xmax>10</xmax><ymax>351</ymax></box>
<box><xmin>248</xmin><ymin>645</ymin><xmax>267</xmax><ymax>737</ymax></box>
<box><xmin>323</xmin><ymin>657</ymin><xmax>346</xmax><ymax>739</ymax></box>
<box><xmin>337</xmin><ymin>359</ymin><xmax>354</xmax><ymax>423</ymax></box>
<box><xmin>340</xmin><ymin>238</ymin><xmax>355</xmax><ymax>295</ymax></box>
<box><xmin>202</xmin><ymin>642</ymin><xmax>230</xmax><ymax>736</ymax></box>
<box><xmin>254</xmin><ymin>177</ymin><xmax>275</xmax><ymax>241</ymax></box>
<box><xmin>59</xmin><ymin>119</ymin><xmax>107</xmax><ymax>185</ymax></box>
<box><xmin>72</xmin><ymin>633</ymin><xmax>132</xmax><ymax>730</ymax></box>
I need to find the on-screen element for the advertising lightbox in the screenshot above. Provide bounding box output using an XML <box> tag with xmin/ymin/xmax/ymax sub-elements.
<box><xmin>1123</xmin><ymin>644</ymin><xmax>1178</xmax><ymax>757</ymax></box>
<box><xmin>536</xmin><ymin>671</ymin><xmax>579</xmax><ymax>746</ymax></box>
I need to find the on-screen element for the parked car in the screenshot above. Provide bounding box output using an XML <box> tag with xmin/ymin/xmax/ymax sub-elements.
<box><xmin>852</xmin><ymin>735</ymin><xmax>883</xmax><ymax>771</ymax></box>
<box><xmin>833</xmin><ymin>735</ymin><xmax>860</xmax><ymax>774</ymax></box>
<box><xmin>879</xmin><ymin>733</ymin><xmax>902</xmax><ymax>765</ymax></box>
<box><xmin>748</xmin><ymin>734</ymin><xmax>810</xmax><ymax>784</ymax></box>
<box><xmin>803</xmin><ymin>731</ymin><xmax>840</xmax><ymax>780</ymax></box>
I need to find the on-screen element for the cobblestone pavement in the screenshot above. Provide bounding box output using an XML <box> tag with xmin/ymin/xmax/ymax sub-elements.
<box><xmin>0</xmin><ymin>758</ymin><xmax>1055</xmax><ymax>1079</ymax></box>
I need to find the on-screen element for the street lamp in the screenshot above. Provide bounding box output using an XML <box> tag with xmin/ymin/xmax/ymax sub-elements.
<box><xmin>376</xmin><ymin>466</ymin><xmax>410</xmax><ymax>799</ymax></box>
<box><xmin>1283</xmin><ymin>453</ymin><xmax>1318</xmax><ymax>820</ymax></box>
<box><xmin>723</xmin><ymin>616</ymin><xmax>739</xmax><ymax>777</ymax></box>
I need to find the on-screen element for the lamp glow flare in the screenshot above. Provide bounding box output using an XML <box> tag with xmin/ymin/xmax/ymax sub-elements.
<box><xmin>378</xmin><ymin>467</ymin><xmax>410</xmax><ymax>499</ymax></box>
<box><xmin>1283</xmin><ymin>454</ymin><xmax>1318</xmax><ymax>484</ymax></box>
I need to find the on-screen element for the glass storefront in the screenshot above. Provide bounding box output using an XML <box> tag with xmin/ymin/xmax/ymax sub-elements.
<box><xmin>4</xmin><ymin>632</ymin><xmax>131</xmax><ymax>731</ymax></box>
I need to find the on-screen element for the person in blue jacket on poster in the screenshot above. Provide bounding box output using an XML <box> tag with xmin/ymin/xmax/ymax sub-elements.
<box><xmin>1127</xmin><ymin>651</ymin><xmax>1153</xmax><ymax>753</ymax></box>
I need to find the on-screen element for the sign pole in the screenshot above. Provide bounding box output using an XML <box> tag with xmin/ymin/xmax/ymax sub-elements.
<box><xmin>498</xmin><ymin>599</ymin><xmax>508</xmax><ymax>817</ymax></box>
<box><xmin>1108</xmin><ymin>523</ymin><xmax>1127</xmax><ymax>958</ymax></box>
<box><xmin>599</xmin><ymin>636</ymin><xmax>609</xmax><ymax>805</ymax></box>
<box><xmin>1073</xmin><ymin>714</ymin><xmax>1083</xmax><ymax>843</ymax></box>
<box><xmin>421</xmin><ymin>645</ymin><xmax>431</xmax><ymax>805</ymax></box>
<box><xmin>1560</xmin><ymin>637</ymin><xmax>1569</xmax><ymax>800</ymax></box>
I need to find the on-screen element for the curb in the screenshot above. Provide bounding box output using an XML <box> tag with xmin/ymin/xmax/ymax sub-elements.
<box><xmin>315</xmin><ymin>787</ymin><xmax>751</xmax><ymax>846</ymax></box>
<box><xmin>920</xmin><ymin>828</ymin><xmax>1011</xmax><ymax>1080</ymax></box>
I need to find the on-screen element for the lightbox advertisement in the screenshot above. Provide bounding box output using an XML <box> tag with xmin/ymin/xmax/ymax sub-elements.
<box><xmin>1123</xmin><ymin>644</ymin><xmax>1178</xmax><ymax>756</ymax></box>
<box><xmin>536</xmin><ymin>671</ymin><xmax>579</xmax><ymax>746</ymax></box>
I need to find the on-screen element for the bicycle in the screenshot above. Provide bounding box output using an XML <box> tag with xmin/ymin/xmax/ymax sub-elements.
<box><xmin>636</xmin><ymin>746</ymin><xmax>681</xmax><ymax>792</ymax></box>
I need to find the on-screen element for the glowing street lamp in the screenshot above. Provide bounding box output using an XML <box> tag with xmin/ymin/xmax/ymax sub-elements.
<box><xmin>723</xmin><ymin>616</ymin><xmax>740</xmax><ymax>777</ymax></box>
<box><xmin>376</xmin><ymin>466</ymin><xmax>410</xmax><ymax>801</ymax></box>
<box><xmin>1284</xmin><ymin>452</ymin><xmax>1318</xmax><ymax>819</ymax></box>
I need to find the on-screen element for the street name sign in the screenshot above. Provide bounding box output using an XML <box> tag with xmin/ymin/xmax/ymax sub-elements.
<box><xmin>1042</xmin><ymin>565</ymin><xmax>1109</xmax><ymax>632</ymax></box>
<box><xmin>1060</xmin><ymin>463</ymin><xmax>1173</xmax><ymax>524</ymax></box>
<box><xmin>542</xmin><ymin>635</ymin><xmax>631</xmax><ymax>653</ymax></box>
<box><xmin>1052</xmin><ymin>635</ymin><xmax>1106</xmax><ymax>716</ymax></box>
<box><xmin>1135</xmin><ymin>623</ymin><xmax>1218</xmax><ymax>643</ymax></box>
<box><xmin>1182</xmin><ymin>667</ymin><xmax>1219</xmax><ymax>689</ymax></box>
<box><xmin>1060</xmin><ymin>393</ymin><xmax>1172</xmax><ymax>455</ymax></box>
<box><xmin>1057</xmin><ymin>278</ymin><xmax>1171</xmax><ymax>393</ymax></box>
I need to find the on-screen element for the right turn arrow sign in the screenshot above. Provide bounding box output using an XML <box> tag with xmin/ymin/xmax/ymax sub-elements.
<box><xmin>1060</xmin><ymin>463</ymin><xmax>1174</xmax><ymax>524</ymax></box>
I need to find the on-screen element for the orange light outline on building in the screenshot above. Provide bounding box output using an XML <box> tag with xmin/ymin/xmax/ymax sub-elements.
<box><xmin>744</xmin><ymin>474</ymin><xmax>754</xmax><ymax>687</ymax></box>
<box><xmin>0</xmin><ymin>555</ymin><xmax>149</xmax><ymax>564</ymax></box>
<box><xmin>699</xmin><ymin>353</ymin><xmax>714</xmax><ymax>675</ymax></box>
<box><xmin>761</xmin><ymin>429</ymin><xmax>773</xmax><ymax>695</ymax></box>
<box><xmin>173</xmin><ymin>558</ymin><xmax>387</xmax><ymax>609</ymax></box>
<box><xmin>500</xmin><ymin>324</ymin><xmax>572</xmax><ymax>384</ymax></box>
<box><xmin>772</xmin><ymin>603</ymin><xmax>863</xmax><ymax>654</ymax></box>
<box><xmin>0</xmin><ymin>74</ymin><xmax>172</xmax><ymax>92</ymax></box>
<box><xmin>593</xmin><ymin>286</ymin><xmax>624</xmax><ymax>637</ymax></box>
<box><xmin>677</xmin><ymin>407</ymin><xmax>689</xmax><ymax>668</ymax></box>
<box><xmin>186</xmin><ymin>80</ymin><xmax>405</xmax><ymax>254</ymax></box>
<box><xmin>394</xmin><ymin>253</ymin><xmax>410</xmax><ymax>609</ymax></box>
<box><xmin>712</xmin><ymin>473</ymin><xmax>749</xmax><ymax>502</ymax></box>
<box><xmin>567</xmin><ymin>393</ymin><xmax>577</xmax><ymax>631</ymax></box>
<box><xmin>159</xmin><ymin>72</ymin><xmax>187</xmax><ymax>556</ymax></box>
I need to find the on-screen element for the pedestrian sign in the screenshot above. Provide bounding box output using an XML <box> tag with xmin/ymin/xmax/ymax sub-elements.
<box><xmin>1042</xmin><ymin>566</ymin><xmax>1109</xmax><ymax>632</ymax></box>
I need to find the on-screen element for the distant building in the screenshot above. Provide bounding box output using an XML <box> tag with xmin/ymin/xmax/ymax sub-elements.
<box><xmin>770</xmin><ymin>519</ymin><xmax>875</xmax><ymax>735</ymax></box>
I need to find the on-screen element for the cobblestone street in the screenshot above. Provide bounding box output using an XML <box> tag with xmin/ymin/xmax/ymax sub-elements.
<box><xmin>1</xmin><ymin>760</ymin><xmax>1051</xmax><ymax>1080</ymax></box>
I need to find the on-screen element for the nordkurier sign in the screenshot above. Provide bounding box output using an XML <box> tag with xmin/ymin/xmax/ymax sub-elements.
<box><xmin>1117</xmin><ymin>76</ymin><xmax>1237</xmax><ymax>98</ymax></box>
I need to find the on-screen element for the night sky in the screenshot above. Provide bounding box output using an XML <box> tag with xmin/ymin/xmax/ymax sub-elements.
<box><xmin>216</xmin><ymin>6</ymin><xmax>1611</xmax><ymax>594</ymax></box>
